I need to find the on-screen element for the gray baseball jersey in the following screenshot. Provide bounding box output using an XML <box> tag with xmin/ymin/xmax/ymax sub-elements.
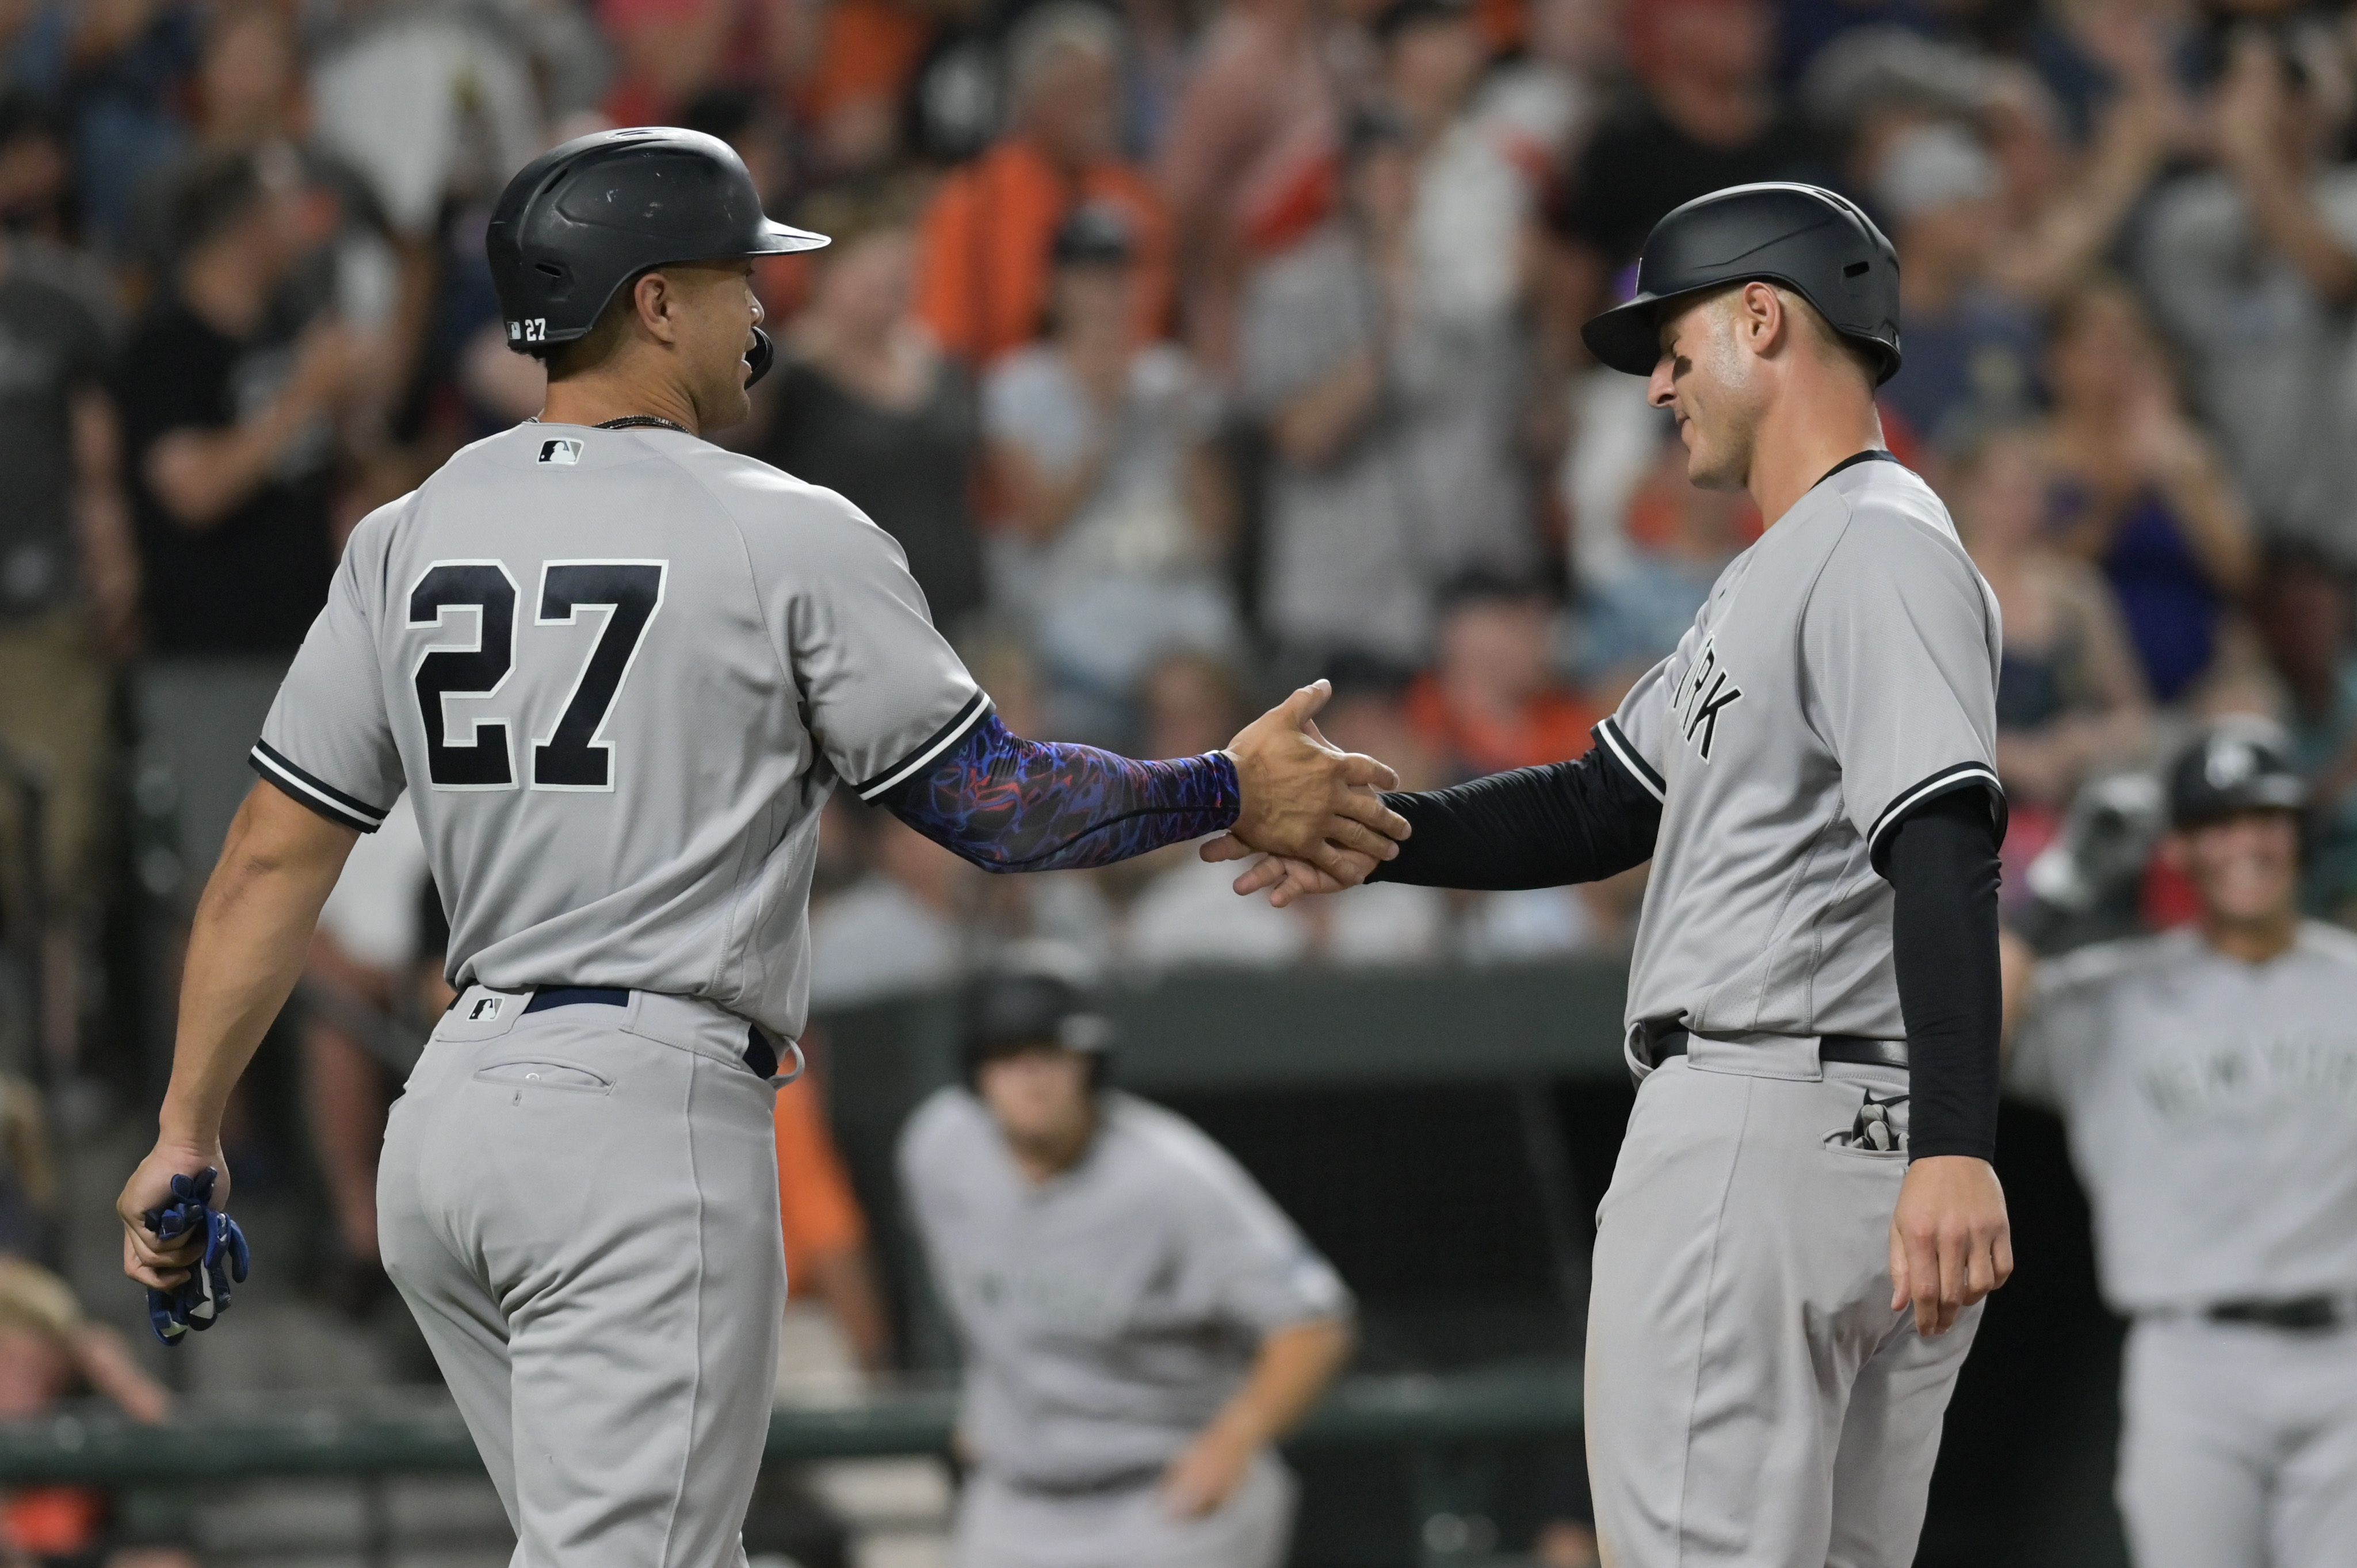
<box><xmin>2008</xmin><ymin>922</ymin><xmax>2357</xmax><ymax>1313</ymax></box>
<box><xmin>897</xmin><ymin>1089</ymin><xmax>1351</xmax><ymax>1490</ymax></box>
<box><xmin>252</xmin><ymin>422</ymin><xmax>989</xmax><ymax>1041</ymax></box>
<box><xmin>1602</xmin><ymin>454</ymin><xmax>2003</xmax><ymax>1051</ymax></box>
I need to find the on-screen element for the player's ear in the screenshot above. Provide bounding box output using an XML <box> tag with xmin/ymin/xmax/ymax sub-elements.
<box><xmin>1741</xmin><ymin>281</ymin><xmax>1782</xmax><ymax>357</ymax></box>
<box><xmin>632</xmin><ymin>269</ymin><xmax>682</xmax><ymax>346</ymax></box>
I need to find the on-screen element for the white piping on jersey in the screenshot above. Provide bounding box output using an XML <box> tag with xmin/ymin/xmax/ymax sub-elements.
<box><xmin>854</xmin><ymin>691</ymin><xmax>995</xmax><ymax>801</ymax></box>
<box><xmin>1865</xmin><ymin>761</ymin><xmax>2003</xmax><ymax>860</ymax></box>
<box><xmin>249</xmin><ymin>741</ymin><xmax>388</xmax><ymax>833</ymax></box>
<box><xmin>1598</xmin><ymin>717</ymin><xmax>1665</xmax><ymax>803</ymax></box>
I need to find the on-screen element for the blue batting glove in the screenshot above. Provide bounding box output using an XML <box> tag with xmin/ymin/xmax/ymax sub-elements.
<box><xmin>142</xmin><ymin>1167</ymin><xmax>251</xmax><ymax>1345</ymax></box>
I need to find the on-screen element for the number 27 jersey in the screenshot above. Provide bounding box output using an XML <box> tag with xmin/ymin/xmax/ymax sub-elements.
<box><xmin>251</xmin><ymin>423</ymin><xmax>987</xmax><ymax>1041</ymax></box>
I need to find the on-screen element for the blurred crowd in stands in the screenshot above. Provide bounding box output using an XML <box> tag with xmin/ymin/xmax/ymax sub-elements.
<box><xmin>4</xmin><ymin>0</ymin><xmax>2357</xmax><ymax>1512</ymax></box>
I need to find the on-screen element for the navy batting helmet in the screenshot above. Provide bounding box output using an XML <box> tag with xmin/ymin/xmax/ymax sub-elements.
<box><xmin>1581</xmin><ymin>182</ymin><xmax>1903</xmax><ymax>385</ymax></box>
<box><xmin>961</xmin><ymin>944</ymin><xmax>1113</xmax><ymax>1090</ymax></box>
<box><xmin>2168</xmin><ymin>722</ymin><xmax>2309</xmax><ymax>829</ymax></box>
<box><xmin>486</xmin><ymin>127</ymin><xmax>828</xmax><ymax>384</ymax></box>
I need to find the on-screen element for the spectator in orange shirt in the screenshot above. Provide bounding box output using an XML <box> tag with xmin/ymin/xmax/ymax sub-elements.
<box><xmin>774</xmin><ymin>1063</ymin><xmax>891</xmax><ymax>1373</ymax></box>
<box><xmin>1405</xmin><ymin>575</ymin><xmax>1597</xmax><ymax>781</ymax></box>
<box><xmin>915</xmin><ymin>2</ymin><xmax>1175</xmax><ymax>365</ymax></box>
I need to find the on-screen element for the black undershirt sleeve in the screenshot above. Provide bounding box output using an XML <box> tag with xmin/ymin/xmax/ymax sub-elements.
<box><xmin>1884</xmin><ymin>788</ymin><xmax>2004</xmax><ymax>1163</ymax></box>
<box><xmin>1365</xmin><ymin>741</ymin><xmax>1662</xmax><ymax>890</ymax></box>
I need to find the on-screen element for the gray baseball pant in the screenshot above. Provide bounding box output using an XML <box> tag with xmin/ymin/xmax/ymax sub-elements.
<box><xmin>1585</xmin><ymin>1035</ymin><xmax>1980</xmax><ymax>1568</ymax></box>
<box><xmin>380</xmin><ymin>986</ymin><xmax>786</xmax><ymax>1568</ymax></box>
<box><xmin>953</xmin><ymin>1452</ymin><xmax>1295</xmax><ymax>1568</ymax></box>
<box><xmin>2118</xmin><ymin>1314</ymin><xmax>2357</xmax><ymax>1568</ymax></box>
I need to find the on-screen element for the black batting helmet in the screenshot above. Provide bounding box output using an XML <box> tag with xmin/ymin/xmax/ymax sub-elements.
<box><xmin>961</xmin><ymin>944</ymin><xmax>1113</xmax><ymax>1091</ymax></box>
<box><xmin>486</xmin><ymin>127</ymin><xmax>828</xmax><ymax>383</ymax></box>
<box><xmin>1581</xmin><ymin>182</ymin><xmax>1903</xmax><ymax>384</ymax></box>
<box><xmin>2168</xmin><ymin>722</ymin><xmax>2309</xmax><ymax>829</ymax></box>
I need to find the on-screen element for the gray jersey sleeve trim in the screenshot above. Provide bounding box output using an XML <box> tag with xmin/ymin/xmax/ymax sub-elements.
<box><xmin>851</xmin><ymin>691</ymin><xmax>996</xmax><ymax>801</ymax></box>
<box><xmin>1865</xmin><ymin>760</ymin><xmax>2003</xmax><ymax>869</ymax></box>
<box><xmin>249</xmin><ymin>740</ymin><xmax>389</xmax><ymax>833</ymax></box>
<box><xmin>1598</xmin><ymin>717</ymin><xmax>1665</xmax><ymax>802</ymax></box>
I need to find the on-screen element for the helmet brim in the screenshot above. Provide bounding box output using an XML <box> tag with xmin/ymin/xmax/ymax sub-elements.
<box><xmin>1581</xmin><ymin>290</ymin><xmax>1679</xmax><ymax>377</ymax></box>
<box><xmin>745</xmin><ymin>217</ymin><xmax>832</xmax><ymax>257</ymax></box>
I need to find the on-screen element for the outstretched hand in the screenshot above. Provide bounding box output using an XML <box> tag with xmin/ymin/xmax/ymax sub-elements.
<box><xmin>1221</xmin><ymin>682</ymin><xmax>1409</xmax><ymax>879</ymax></box>
<box><xmin>1199</xmin><ymin>837</ymin><xmax>1381</xmax><ymax>906</ymax></box>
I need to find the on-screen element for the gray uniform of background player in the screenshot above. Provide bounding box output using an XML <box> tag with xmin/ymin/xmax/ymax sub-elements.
<box><xmin>899</xmin><ymin>1087</ymin><xmax>1351</xmax><ymax>1568</ymax></box>
<box><xmin>1586</xmin><ymin>453</ymin><xmax>2003</xmax><ymax>1566</ymax></box>
<box><xmin>2011</xmin><ymin>924</ymin><xmax>2357</xmax><ymax>1568</ymax></box>
<box><xmin>254</xmin><ymin>421</ymin><xmax>993</xmax><ymax>1566</ymax></box>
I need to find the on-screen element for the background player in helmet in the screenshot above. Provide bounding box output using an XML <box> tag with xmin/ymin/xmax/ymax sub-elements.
<box><xmin>112</xmin><ymin>128</ymin><xmax>1407</xmax><ymax>1568</ymax></box>
<box><xmin>900</xmin><ymin>949</ymin><xmax>1354</xmax><ymax>1568</ymax></box>
<box><xmin>1211</xmin><ymin>182</ymin><xmax>2014</xmax><ymax>1567</ymax></box>
<box><xmin>2005</xmin><ymin>723</ymin><xmax>2357</xmax><ymax>1568</ymax></box>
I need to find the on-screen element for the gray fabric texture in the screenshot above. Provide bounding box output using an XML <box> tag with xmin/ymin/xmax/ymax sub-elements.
<box><xmin>2116</xmin><ymin>1315</ymin><xmax>2357</xmax><ymax>1568</ymax></box>
<box><xmin>898</xmin><ymin>1089</ymin><xmax>1350</xmax><ymax>1491</ymax></box>
<box><xmin>2007</xmin><ymin>921</ymin><xmax>2357</xmax><ymax>1313</ymax></box>
<box><xmin>1584</xmin><ymin>1038</ymin><xmax>1979</xmax><ymax>1568</ymax></box>
<box><xmin>379</xmin><ymin>987</ymin><xmax>785</xmax><ymax>1568</ymax></box>
<box><xmin>255</xmin><ymin>422</ymin><xmax>984</xmax><ymax>1039</ymax></box>
<box><xmin>1610</xmin><ymin>457</ymin><xmax>2003</xmax><ymax>1053</ymax></box>
<box><xmin>951</xmin><ymin>1452</ymin><xmax>1295</xmax><ymax>1568</ymax></box>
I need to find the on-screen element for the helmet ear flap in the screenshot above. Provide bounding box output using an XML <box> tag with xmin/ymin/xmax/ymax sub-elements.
<box><xmin>745</xmin><ymin>326</ymin><xmax>776</xmax><ymax>388</ymax></box>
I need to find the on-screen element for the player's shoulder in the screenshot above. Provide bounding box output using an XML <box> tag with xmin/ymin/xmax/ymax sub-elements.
<box><xmin>1103</xmin><ymin>1094</ymin><xmax>1262</xmax><ymax>1201</ymax></box>
<box><xmin>2293</xmin><ymin>919</ymin><xmax>2357</xmax><ymax>972</ymax></box>
<box><xmin>2034</xmin><ymin>928</ymin><xmax>2189</xmax><ymax>1004</ymax></box>
<box><xmin>654</xmin><ymin>439</ymin><xmax>892</xmax><ymax>545</ymax></box>
<box><xmin>896</xmin><ymin>1085</ymin><xmax>997</xmax><ymax>1177</ymax></box>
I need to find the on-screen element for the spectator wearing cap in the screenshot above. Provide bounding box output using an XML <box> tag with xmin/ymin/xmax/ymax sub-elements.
<box><xmin>915</xmin><ymin>2</ymin><xmax>1175</xmax><ymax>366</ymax></box>
<box><xmin>1872</xmin><ymin>121</ymin><xmax>2041</xmax><ymax>453</ymax></box>
<box><xmin>1405</xmin><ymin>575</ymin><xmax>1596</xmax><ymax>782</ymax></box>
<box><xmin>2140</xmin><ymin>30</ymin><xmax>2357</xmax><ymax>559</ymax></box>
<box><xmin>1546</xmin><ymin>0</ymin><xmax>1809</xmax><ymax>334</ymax></box>
<box><xmin>1241</xmin><ymin>106</ymin><xmax>1538</xmax><ymax>672</ymax></box>
<box><xmin>757</xmin><ymin>184</ymin><xmax>987</xmax><ymax>636</ymax></box>
<box><xmin>983</xmin><ymin>201</ymin><xmax>1237</xmax><ymax>744</ymax></box>
<box><xmin>899</xmin><ymin>953</ymin><xmax>1354</xmax><ymax>1568</ymax></box>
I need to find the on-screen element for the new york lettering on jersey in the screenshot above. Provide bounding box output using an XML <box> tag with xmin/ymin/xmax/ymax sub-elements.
<box><xmin>1609</xmin><ymin>454</ymin><xmax>2003</xmax><ymax>1047</ymax></box>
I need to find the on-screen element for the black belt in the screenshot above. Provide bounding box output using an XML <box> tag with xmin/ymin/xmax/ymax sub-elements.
<box><xmin>995</xmin><ymin>1464</ymin><xmax>1167</xmax><ymax>1499</ymax></box>
<box><xmin>1649</xmin><ymin>1026</ymin><xmax>1909</xmax><ymax>1072</ymax></box>
<box><xmin>518</xmin><ymin>986</ymin><xmax>780</xmax><ymax>1079</ymax></box>
<box><xmin>2205</xmin><ymin>1295</ymin><xmax>2352</xmax><ymax>1331</ymax></box>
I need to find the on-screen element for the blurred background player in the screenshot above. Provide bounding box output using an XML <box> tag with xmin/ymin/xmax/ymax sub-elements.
<box><xmin>2005</xmin><ymin>722</ymin><xmax>2357</xmax><ymax>1568</ymax></box>
<box><xmin>899</xmin><ymin>948</ymin><xmax>1354</xmax><ymax>1568</ymax></box>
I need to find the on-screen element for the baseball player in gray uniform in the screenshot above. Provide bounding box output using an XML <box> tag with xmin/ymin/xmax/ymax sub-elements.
<box><xmin>2007</xmin><ymin>723</ymin><xmax>2357</xmax><ymax>1568</ymax></box>
<box><xmin>113</xmin><ymin>128</ymin><xmax>1406</xmax><ymax>1568</ymax></box>
<box><xmin>1217</xmin><ymin>182</ymin><xmax>2016</xmax><ymax>1566</ymax></box>
<box><xmin>900</xmin><ymin>952</ymin><xmax>1354</xmax><ymax>1568</ymax></box>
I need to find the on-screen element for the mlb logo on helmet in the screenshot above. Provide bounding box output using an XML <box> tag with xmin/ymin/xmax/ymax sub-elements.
<box><xmin>2205</xmin><ymin>735</ymin><xmax>2259</xmax><ymax>790</ymax></box>
<box><xmin>538</xmin><ymin>439</ymin><xmax>583</xmax><ymax>466</ymax></box>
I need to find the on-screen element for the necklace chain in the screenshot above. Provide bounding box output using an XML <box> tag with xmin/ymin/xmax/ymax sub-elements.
<box><xmin>525</xmin><ymin>415</ymin><xmax>690</xmax><ymax>434</ymax></box>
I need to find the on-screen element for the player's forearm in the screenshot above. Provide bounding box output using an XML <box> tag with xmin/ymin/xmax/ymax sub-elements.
<box><xmin>1885</xmin><ymin>791</ymin><xmax>2003</xmax><ymax>1162</ymax></box>
<box><xmin>1368</xmin><ymin>740</ymin><xmax>1659</xmax><ymax>890</ymax></box>
<box><xmin>879</xmin><ymin>712</ymin><xmax>1239</xmax><ymax>873</ymax></box>
<box><xmin>1209</xmin><ymin>1315</ymin><xmax>1354</xmax><ymax>1447</ymax></box>
<box><xmin>159</xmin><ymin>786</ymin><xmax>357</xmax><ymax>1146</ymax></box>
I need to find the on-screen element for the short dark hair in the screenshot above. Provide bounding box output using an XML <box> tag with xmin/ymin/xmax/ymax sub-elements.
<box><xmin>170</xmin><ymin>149</ymin><xmax>269</xmax><ymax>256</ymax></box>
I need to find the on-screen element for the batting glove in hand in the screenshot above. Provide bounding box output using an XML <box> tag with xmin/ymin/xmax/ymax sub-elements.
<box><xmin>142</xmin><ymin>1167</ymin><xmax>250</xmax><ymax>1345</ymax></box>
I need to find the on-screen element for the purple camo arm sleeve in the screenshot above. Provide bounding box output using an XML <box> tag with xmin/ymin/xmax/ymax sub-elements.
<box><xmin>876</xmin><ymin>713</ymin><xmax>1240</xmax><ymax>872</ymax></box>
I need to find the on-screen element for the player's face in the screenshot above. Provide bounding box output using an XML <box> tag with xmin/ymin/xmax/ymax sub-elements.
<box><xmin>1648</xmin><ymin>289</ymin><xmax>1766</xmax><ymax>493</ymax></box>
<box><xmin>665</xmin><ymin>259</ymin><xmax>766</xmax><ymax>431</ymax></box>
<box><xmin>976</xmin><ymin>1045</ymin><xmax>1095</xmax><ymax>1151</ymax></box>
<box><xmin>2175</xmin><ymin>810</ymin><xmax>2301</xmax><ymax>926</ymax></box>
